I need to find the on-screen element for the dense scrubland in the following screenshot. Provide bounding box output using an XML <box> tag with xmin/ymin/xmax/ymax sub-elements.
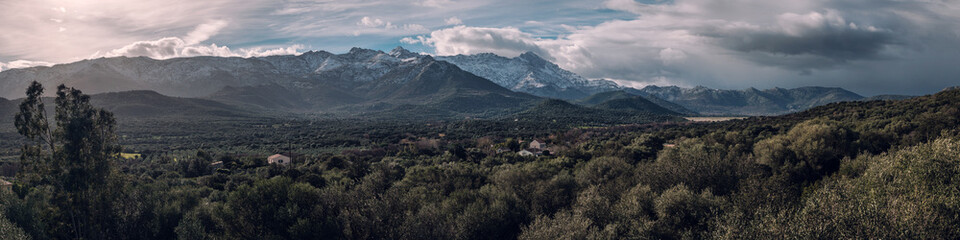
<box><xmin>1</xmin><ymin>83</ymin><xmax>959</xmax><ymax>239</ymax></box>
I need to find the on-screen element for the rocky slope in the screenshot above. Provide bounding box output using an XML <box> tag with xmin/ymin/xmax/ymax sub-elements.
<box><xmin>436</xmin><ymin>52</ymin><xmax>619</xmax><ymax>100</ymax></box>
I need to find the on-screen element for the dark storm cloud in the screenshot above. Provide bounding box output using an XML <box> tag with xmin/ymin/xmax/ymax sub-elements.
<box><xmin>721</xmin><ymin>27</ymin><xmax>894</xmax><ymax>62</ymax></box>
<box><xmin>697</xmin><ymin>11</ymin><xmax>899</xmax><ymax>71</ymax></box>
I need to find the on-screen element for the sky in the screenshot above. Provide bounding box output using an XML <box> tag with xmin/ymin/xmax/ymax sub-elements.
<box><xmin>1</xmin><ymin>0</ymin><xmax>959</xmax><ymax>96</ymax></box>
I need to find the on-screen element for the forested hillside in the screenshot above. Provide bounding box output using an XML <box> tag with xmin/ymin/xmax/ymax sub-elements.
<box><xmin>1</xmin><ymin>85</ymin><xmax>959</xmax><ymax>239</ymax></box>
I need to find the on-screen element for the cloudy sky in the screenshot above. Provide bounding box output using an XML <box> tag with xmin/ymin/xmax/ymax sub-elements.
<box><xmin>1</xmin><ymin>0</ymin><xmax>959</xmax><ymax>96</ymax></box>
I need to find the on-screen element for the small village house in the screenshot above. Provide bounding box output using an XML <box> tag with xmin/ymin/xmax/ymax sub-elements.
<box><xmin>518</xmin><ymin>149</ymin><xmax>535</xmax><ymax>157</ymax></box>
<box><xmin>529</xmin><ymin>140</ymin><xmax>544</xmax><ymax>150</ymax></box>
<box><xmin>0</xmin><ymin>179</ymin><xmax>12</xmax><ymax>193</ymax></box>
<box><xmin>209</xmin><ymin>161</ymin><xmax>224</xmax><ymax>170</ymax></box>
<box><xmin>267</xmin><ymin>154</ymin><xmax>291</xmax><ymax>165</ymax></box>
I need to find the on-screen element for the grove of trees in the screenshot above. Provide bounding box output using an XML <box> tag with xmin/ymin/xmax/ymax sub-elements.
<box><xmin>1</xmin><ymin>82</ymin><xmax>960</xmax><ymax>239</ymax></box>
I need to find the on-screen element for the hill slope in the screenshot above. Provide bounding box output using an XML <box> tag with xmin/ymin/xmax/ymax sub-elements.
<box><xmin>576</xmin><ymin>90</ymin><xmax>636</xmax><ymax>106</ymax></box>
<box><xmin>580</xmin><ymin>90</ymin><xmax>697</xmax><ymax>116</ymax></box>
<box><xmin>90</xmin><ymin>90</ymin><xmax>255</xmax><ymax>119</ymax></box>
<box><xmin>0</xmin><ymin>97</ymin><xmax>13</xmax><ymax>124</ymax></box>
<box><xmin>593</xmin><ymin>96</ymin><xmax>681</xmax><ymax>116</ymax></box>
<box><xmin>862</xmin><ymin>95</ymin><xmax>914</xmax><ymax>101</ymax></box>
<box><xmin>206</xmin><ymin>84</ymin><xmax>314</xmax><ymax>111</ymax></box>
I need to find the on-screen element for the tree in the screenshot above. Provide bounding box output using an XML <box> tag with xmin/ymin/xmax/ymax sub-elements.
<box><xmin>14</xmin><ymin>81</ymin><xmax>121</xmax><ymax>239</ymax></box>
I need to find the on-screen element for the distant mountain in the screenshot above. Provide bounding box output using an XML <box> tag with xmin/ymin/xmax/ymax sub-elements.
<box><xmin>633</xmin><ymin>86</ymin><xmax>865</xmax><ymax>116</ymax></box>
<box><xmin>207</xmin><ymin>84</ymin><xmax>313</xmax><ymax>111</ymax></box>
<box><xmin>0</xmin><ymin>46</ymin><xmax>872</xmax><ymax>118</ymax></box>
<box><xmin>90</xmin><ymin>90</ymin><xmax>255</xmax><ymax>118</ymax></box>
<box><xmin>0</xmin><ymin>55</ymin><xmax>294</xmax><ymax>99</ymax></box>
<box><xmin>578</xmin><ymin>90</ymin><xmax>697</xmax><ymax>116</ymax></box>
<box><xmin>0</xmin><ymin>47</ymin><xmax>538</xmax><ymax>118</ymax></box>
<box><xmin>593</xmin><ymin>96</ymin><xmax>680</xmax><ymax>116</ymax></box>
<box><xmin>436</xmin><ymin>52</ymin><xmax>620</xmax><ymax>100</ymax></box>
<box><xmin>576</xmin><ymin>90</ymin><xmax>636</xmax><ymax>106</ymax></box>
<box><xmin>0</xmin><ymin>97</ymin><xmax>14</xmax><ymax>123</ymax></box>
<box><xmin>0</xmin><ymin>90</ymin><xmax>258</xmax><ymax>124</ymax></box>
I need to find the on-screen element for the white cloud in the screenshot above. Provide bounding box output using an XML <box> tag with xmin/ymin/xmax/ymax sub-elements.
<box><xmin>659</xmin><ymin>48</ymin><xmax>687</xmax><ymax>65</ymax></box>
<box><xmin>2</xmin><ymin>0</ymin><xmax>959</xmax><ymax>95</ymax></box>
<box><xmin>406</xmin><ymin>22</ymin><xmax>705</xmax><ymax>86</ymax></box>
<box><xmin>94</xmin><ymin>22</ymin><xmax>303</xmax><ymax>60</ymax></box>
<box><xmin>0</xmin><ymin>0</ymin><xmax>276</xmax><ymax>63</ymax></box>
<box><xmin>0</xmin><ymin>60</ymin><xmax>54</xmax><ymax>71</ymax></box>
<box><xmin>403</xmin><ymin>24</ymin><xmax>428</xmax><ymax>31</ymax></box>
<box><xmin>418</xmin><ymin>25</ymin><xmax>551</xmax><ymax>58</ymax></box>
<box><xmin>237</xmin><ymin>45</ymin><xmax>305</xmax><ymax>57</ymax></box>
<box><xmin>184</xmin><ymin>20</ymin><xmax>228</xmax><ymax>45</ymax></box>
<box><xmin>359</xmin><ymin>16</ymin><xmax>390</xmax><ymax>28</ymax></box>
<box><xmin>395</xmin><ymin>0</ymin><xmax>960</xmax><ymax>94</ymax></box>
<box><xmin>420</xmin><ymin>0</ymin><xmax>454</xmax><ymax>8</ymax></box>
<box><xmin>400</xmin><ymin>37</ymin><xmax>424</xmax><ymax>44</ymax></box>
<box><xmin>445</xmin><ymin>17</ymin><xmax>463</xmax><ymax>25</ymax></box>
<box><xmin>96</xmin><ymin>37</ymin><xmax>305</xmax><ymax>60</ymax></box>
<box><xmin>608</xmin><ymin>77</ymin><xmax>686</xmax><ymax>89</ymax></box>
<box><xmin>356</xmin><ymin>16</ymin><xmax>428</xmax><ymax>34</ymax></box>
<box><xmin>100</xmin><ymin>37</ymin><xmax>188</xmax><ymax>59</ymax></box>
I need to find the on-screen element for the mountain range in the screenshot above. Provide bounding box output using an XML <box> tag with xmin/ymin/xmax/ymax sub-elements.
<box><xmin>0</xmin><ymin>47</ymin><xmax>541</xmax><ymax>117</ymax></box>
<box><xmin>0</xmin><ymin>46</ymin><xmax>895</xmax><ymax>118</ymax></box>
<box><xmin>435</xmin><ymin>52</ymin><xmax>619</xmax><ymax>100</ymax></box>
<box><xmin>626</xmin><ymin>85</ymin><xmax>867</xmax><ymax>116</ymax></box>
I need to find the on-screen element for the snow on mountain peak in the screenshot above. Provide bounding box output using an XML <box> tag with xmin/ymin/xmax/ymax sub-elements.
<box><xmin>389</xmin><ymin>46</ymin><xmax>419</xmax><ymax>59</ymax></box>
<box><xmin>436</xmin><ymin>52</ymin><xmax>620</xmax><ymax>99</ymax></box>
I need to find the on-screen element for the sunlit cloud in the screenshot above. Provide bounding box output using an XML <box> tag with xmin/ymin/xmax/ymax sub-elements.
<box><xmin>93</xmin><ymin>22</ymin><xmax>304</xmax><ymax>60</ymax></box>
<box><xmin>399</xmin><ymin>0</ymin><xmax>960</xmax><ymax>95</ymax></box>
<box><xmin>445</xmin><ymin>17</ymin><xmax>463</xmax><ymax>25</ymax></box>
<box><xmin>0</xmin><ymin>0</ymin><xmax>958</xmax><ymax>95</ymax></box>
<box><xmin>0</xmin><ymin>60</ymin><xmax>54</xmax><ymax>72</ymax></box>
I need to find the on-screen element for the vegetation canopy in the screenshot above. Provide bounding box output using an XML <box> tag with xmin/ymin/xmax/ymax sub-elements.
<box><xmin>1</xmin><ymin>82</ymin><xmax>959</xmax><ymax>239</ymax></box>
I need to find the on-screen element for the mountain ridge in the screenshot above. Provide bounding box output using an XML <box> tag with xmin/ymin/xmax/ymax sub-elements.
<box><xmin>0</xmin><ymin>47</ymin><xmax>540</xmax><ymax>117</ymax></box>
<box><xmin>435</xmin><ymin>51</ymin><xmax>620</xmax><ymax>100</ymax></box>
<box><xmin>578</xmin><ymin>90</ymin><xmax>697</xmax><ymax>116</ymax></box>
<box><xmin>0</xmin><ymin>47</ymin><xmax>872</xmax><ymax>117</ymax></box>
<box><xmin>633</xmin><ymin>85</ymin><xmax>865</xmax><ymax>116</ymax></box>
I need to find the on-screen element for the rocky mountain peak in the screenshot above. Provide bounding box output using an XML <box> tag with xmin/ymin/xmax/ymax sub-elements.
<box><xmin>388</xmin><ymin>46</ymin><xmax>419</xmax><ymax>58</ymax></box>
<box><xmin>518</xmin><ymin>51</ymin><xmax>549</xmax><ymax>67</ymax></box>
<box><xmin>435</xmin><ymin>51</ymin><xmax>621</xmax><ymax>100</ymax></box>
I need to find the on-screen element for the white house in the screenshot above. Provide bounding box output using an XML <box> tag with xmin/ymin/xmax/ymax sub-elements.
<box><xmin>0</xmin><ymin>179</ymin><xmax>12</xmax><ymax>193</ymax></box>
<box><xmin>267</xmin><ymin>154</ymin><xmax>291</xmax><ymax>165</ymax></box>
<box><xmin>529</xmin><ymin>140</ymin><xmax>544</xmax><ymax>150</ymax></box>
<box><xmin>209</xmin><ymin>161</ymin><xmax>224</xmax><ymax>170</ymax></box>
<box><xmin>518</xmin><ymin>149</ymin><xmax>535</xmax><ymax>157</ymax></box>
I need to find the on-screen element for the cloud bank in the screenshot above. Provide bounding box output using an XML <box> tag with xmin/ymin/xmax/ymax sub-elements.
<box><xmin>92</xmin><ymin>21</ymin><xmax>304</xmax><ymax>60</ymax></box>
<box><xmin>1</xmin><ymin>0</ymin><xmax>958</xmax><ymax>95</ymax></box>
<box><xmin>0</xmin><ymin>60</ymin><xmax>54</xmax><ymax>72</ymax></box>
<box><xmin>400</xmin><ymin>0</ymin><xmax>960</xmax><ymax>95</ymax></box>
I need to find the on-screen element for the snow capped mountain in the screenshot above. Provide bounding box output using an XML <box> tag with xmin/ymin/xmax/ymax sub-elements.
<box><xmin>0</xmin><ymin>47</ymin><xmax>615</xmax><ymax>101</ymax></box>
<box><xmin>0</xmin><ymin>46</ymin><xmax>871</xmax><ymax>117</ymax></box>
<box><xmin>0</xmin><ymin>47</ymin><xmax>536</xmax><ymax>116</ymax></box>
<box><xmin>0</xmin><ymin>47</ymin><xmax>439</xmax><ymax>99</ymax></box>
<box><xmin>436</xmin><ymin>51</ymin><xmax>620</xmax><ymax>100</ymax></box>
